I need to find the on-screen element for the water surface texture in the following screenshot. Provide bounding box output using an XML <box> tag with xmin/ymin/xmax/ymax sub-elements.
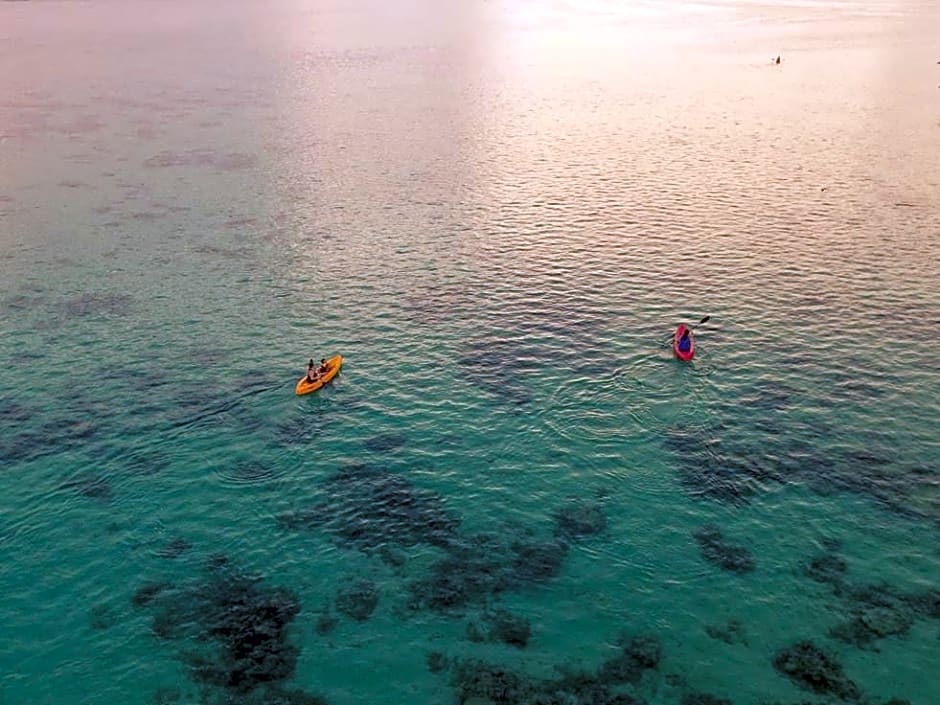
<box><xmin>2</xmin><ymin>1</ymin><xmax>939</xmax><ymax>704</ymax></box>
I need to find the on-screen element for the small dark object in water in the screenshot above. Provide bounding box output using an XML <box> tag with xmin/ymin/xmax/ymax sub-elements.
<box><xmin>466</xmin><ymin>621</ymin><xmax>485</xmax><ymax>642</ymax></box>
<box><xmin>335</xmin><ymin>580</ymin><xmax>379</xmax><ymax>622</ymax></box>
<box><xmin>314</xmin><ymin>612</ymin><xmax>338</xmax><ymax>636</ymax></box>
<box><xmin>775</xmin><ymin>56</ymin><xmax>781</xmax><ymax>64</ymax></box>
<box><xmin>427</xmin><ymin>651</ymin><xmax>449</xmax><ymax>673</ymax></box>
<box><xmin>132</xmin><ymin>581</ymin><xmax>171</xmax><ymax>607</ymax></box>
<box><xmin>772</xmin><ymin>640</ymin><xmax>861</xmax><ymax>701</ymax></box>
<box><xmin>693</xmin><ymin>524</ymin><xmax>755</xmax><ymax>574</ymax></box>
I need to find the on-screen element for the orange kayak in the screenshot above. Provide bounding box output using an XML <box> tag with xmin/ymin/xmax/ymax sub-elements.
<box><xmin>295</xmin><ymin>355</ymin><xmax>343</xmax><ymax>395</ymax></box>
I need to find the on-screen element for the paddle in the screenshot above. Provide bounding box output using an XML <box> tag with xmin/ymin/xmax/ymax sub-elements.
<box><xmin>664</xmin><ymin>315</ymin><xmax>710</xmax><ymax>343</ymax></box>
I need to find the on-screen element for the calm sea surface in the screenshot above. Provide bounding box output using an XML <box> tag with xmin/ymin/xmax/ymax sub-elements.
<box><xmin>2</xmin><ymin>1</ymin><xmax>939</xmax><ymax>704</ymax></box>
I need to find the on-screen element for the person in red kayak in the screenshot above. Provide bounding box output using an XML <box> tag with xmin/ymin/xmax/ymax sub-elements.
<box><xmin>677</xmin><ymin>328</ymin><xmax>692</xmax><ymax>353</ymax></box>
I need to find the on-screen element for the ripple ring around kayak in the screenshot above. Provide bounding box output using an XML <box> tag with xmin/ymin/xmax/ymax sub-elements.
<box><xmin>213</xmin><ymin>459</ymin><xmax>288</xmax><ymax>488</ymax></box>
<box><xmin>611</xmin><ymin>349</ymin><xmax>719</xmax><ymax>439</ymax></box>
<box><xmin>538</xmin><ymin>369</ymin><xmax>637</xmax><ymax>447</ymax></box>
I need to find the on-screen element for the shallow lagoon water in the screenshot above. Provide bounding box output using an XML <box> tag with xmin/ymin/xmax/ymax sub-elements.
<box><xmin>1</xmin><ymin>1</ymin><xmax>939</xmax><ymax>704</ymax></box>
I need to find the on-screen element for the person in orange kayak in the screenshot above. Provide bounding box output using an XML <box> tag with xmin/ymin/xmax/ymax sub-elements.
<box><xmin>316</xmin><ymin>358</ymin><xmax>328</xmax><ymax>375</ymax></box>
<box><xmin>677</xmin><ymin>328</ymin><xmax>692</xmax><ymax>353</ymax></box>
<box><xmin>305</xmin><ymin>358</ymin><xmax>318</xmax><ymax>383</ymax></box>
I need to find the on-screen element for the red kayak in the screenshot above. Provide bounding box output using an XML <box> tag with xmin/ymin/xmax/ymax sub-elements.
<box><xmin>673</xmin><ymin>324</ymin><xmax>695</xmax><ymax>361</ymax></box>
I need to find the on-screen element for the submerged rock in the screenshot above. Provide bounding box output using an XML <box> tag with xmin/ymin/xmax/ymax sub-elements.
<box><xmin>335</xmin><ymin>580</ymin><xmax>379</xmax><ymax>622</ymax></box>
<box><xmin>804</xmin><ymin>552</ymin><xmax>848</xmax><ymax>585</ymax></box>
<box><xmin>597</xmin><ymin>633</ymin><xmax>662</xmax><ymax>685</ymax></box>
<box><xmin>451</xmin><ymin>660</ymin><xmax>532</xmax><ymax>705</ymax></box>
<box><xmin>135</xmin><ymin>561</ymin><xmax>310</xmax><ymax>698</ymax></box>
<box><xmin>705</xmin><ymin>619</ymin><xmax>747</xmax><ymax>645</ymax></box>
<box><xmin>772</xmin><ymin>640</ymin><xmax>860</xmax><ymax>701</ymax></box>
<box><xmin>409</xmin><ymin>531</ymin><xmax>569</xmax><ymax>612</ymax></box>
<box><xmin>554</xmin><ymin>500</ymin><xmax>607</xmax><ymax>540</ymax></box>
<box><xmin>132</xmin><ymin>581</ymin><xmax>171</xmax><ymax>607</ymax></box>
<box><xmin>314</xmin><ymin>612</ymin><xmax>338</xmax><ymax>636</ymax></box>
<box><xmin>450</xmin><ymin>655</ymin><xmax>648</xmax><ymax>705</ymax></box>
<box><xmin>830</xmin><ymin>606</ymin><xmax>913</xmax><ymax>648</ymax></box>
<box><xmin>482</xmin><ymin>608</ymin><xmax>531</xmax><ymax>649</ymax></box>
<box><xmin>693</xmin><ymin>525</ymin><xmax>755</xmax><ymax>574</ymax></box>
<box><xmin>427</xmin><ymin>651</ymin><xmax>449</xmax><ymax>674</ymax></box>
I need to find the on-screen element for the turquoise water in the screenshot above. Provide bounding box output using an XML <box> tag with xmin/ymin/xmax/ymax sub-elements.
<box><xmin>2</xmin><ymin>1</ymin><xmax>940</xmax><ymax>704</ymax></box>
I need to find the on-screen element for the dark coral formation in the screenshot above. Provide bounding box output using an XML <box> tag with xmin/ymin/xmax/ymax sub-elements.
<box><xmin>409</xmin><ymin>531</ymin><xmax>568</xmax><ymax>612</ymax></box>
<box><xmin>663</xmin><ymin>424</ymin><xmax>764</xmax><ymax>505</ymax></box>
<box><xmin>803</xmin><ymin>551</ymin><xmax>847</xmax><ymax>585</ymax></box>
<box><xmin>692</xmin><ymin>525</ymin><xmax>755</xmax><ymax>574</ymax></box>
<box><xmin>456</xmin><ymin>337</ymin><xmax>544</xmax><ymax>407</ymax></box>
<box><xmin>156</xmin><ymin>536</ymin><xmax>192</xmax><ymax>559</ymax></box>
<box><xmin>60</xmin><ymin>472</ymin><xmax>113</xmax><ymax>503</ymax></box>
<box><xmin>2</xmin><ymin>412</ymin><xmax>101</xmax><ymax>467</ymax></box>
<box><xmin>449</xmin><ymin>643</ymin><xmax>656</xmax><ymax>705</ymax></box>
<box><xmin>427</xmin><ymin>651</ymin><xmax>449</xmax><ymax>674</ymax></box>
<box><xmin>704</xmin><ymin>619</ymin><xmax>747</xmax><ymax>645</ymax></box>
<box><xmin>664</xmin><ymin>390</ymin><xmax>940</xmax><ymax>529</ymax></box>
<box><xmin>335</xmin><ymin>580</ymin><xmax>379</xmax><ymax>622</ymax></box>
<box><xmin>134</xmin><ymin>560</ymin><xmax>323</xmax><ymax>703</ymax></box>
<box><xmin>314</xmin><ymin>612</ymin><xmax>338</xmax><ymax>636</ymax></box>
<box><xmin>682</xmin><ymin>693</ymin><xmax>732</xmax><ymax>705</ymax></box>
<box><xmin>364</xmin><ymin>432</ymin><xmax>407</xmax><ymax>453</ymax></box>
<box><xmin>276</xmin><ymin>463</ymin><xmax>459</xmax><ymax>552</ymax></box>
<box><xmin>554</xmin><ymin>500</ymin><xmax>607</xmax><ymax>541</ymax></box>
<box><xmin>772</xmin><ymin>640</ymin><xmax>860</xmax><ymax>701</ymax></box>
<box><xmin>596</xmin><ymin>633</ymin><xmax>662</xmax><ymax>685</ymax></box>
<box><xmin>803</xmin><ymin>547</ymin><xmax>922</xmax><ymax>649</ymax></box>
<box><xmin>132</xmin><ymin>581</ymin><xmax>171</xmax><ymax>607</ymax></box>
<box><xmin>830</xmin><ymin>605</ymin><xmax>913</xmax><ymax>649</ymax></box>
<box><xmin>480</xmin><ymin>608</ymin><xmax>532</xmax><ymax>648</ymax></box>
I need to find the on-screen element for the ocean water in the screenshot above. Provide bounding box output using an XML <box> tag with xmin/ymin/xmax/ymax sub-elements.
<box><xmin>1</xmin><ymin>1</ymin><xmax>939</xmax><ymax>704</ymax></box>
